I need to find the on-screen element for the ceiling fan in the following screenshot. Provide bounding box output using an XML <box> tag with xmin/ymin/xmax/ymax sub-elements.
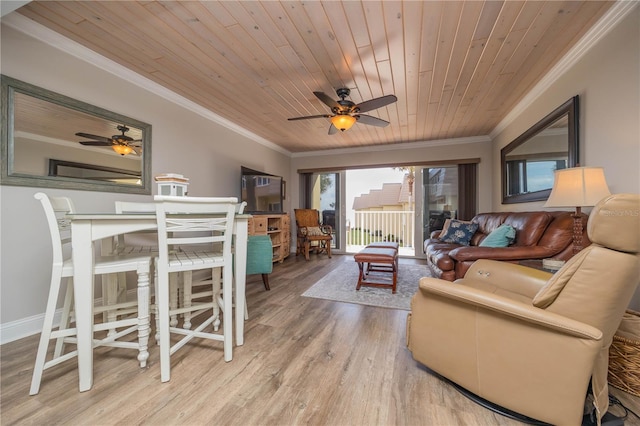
<box><xmin>76</xmin><ymin>125</ymin><xmax>142</xmax><ymax>156</ymax></box>
<box><xmin>288</xmin><ymin>88</ymin><xmax>397</xmax><ymax>134</ymax></box>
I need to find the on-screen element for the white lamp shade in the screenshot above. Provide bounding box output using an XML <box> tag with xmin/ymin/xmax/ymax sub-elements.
<box><xmin>544</xmin><ymin>166</ymin><xmax>611</xmax><ymax>208</ymax></box>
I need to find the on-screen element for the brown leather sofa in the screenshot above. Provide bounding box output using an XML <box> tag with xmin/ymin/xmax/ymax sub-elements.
<box><xmin>424</xmin><ymin>211</ymin><xmax>588</xmax><ymax>281</ymax></box>
<box><xmin>407</xmin><ymin>193</ymin><xmax>640</xmax><ymax>425</ymax></box>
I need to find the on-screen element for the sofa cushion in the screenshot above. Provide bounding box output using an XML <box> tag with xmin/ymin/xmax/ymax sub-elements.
<box><xmin>439</xmin><ymin>220</ymin><xmax>478</xmax><ymax>245</ymax></box>
<box><xmin>536</xmin><ymin>212</ymin><xmax>576</xmax><ymax>253</ymax></box>
<box><xmin>479</xmin><ymin>224</ymin><xmax>516</xmax><ymax>247</ymax></box>
<box><xmin>504</xmin><ymin>212</ymin><xmax>553</xmax><ymax>246</ymax></box>
<box><xmin>438</xmin><ymin>218</ymin><xmax>451</xmax><ymax>237</ymax></box>
<box><xmin>439</xmin><ymin>218</ymin><xmax>474</xmax><ymax>235</ymax></box>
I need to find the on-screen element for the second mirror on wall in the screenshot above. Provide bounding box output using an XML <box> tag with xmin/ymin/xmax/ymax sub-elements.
<box><xmin>501</xmin><ymin>96</ymin><xmax>579</xmax><ymax>204</ymax></box>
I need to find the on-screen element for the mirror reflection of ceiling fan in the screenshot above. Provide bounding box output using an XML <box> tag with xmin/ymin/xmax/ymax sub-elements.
<box><xmin>76</xmin><ymin>125</ymin><xmax>142</xmax><ymax>156</ymax></box>
<box><xmin>288</xmin><ymin>88</ymin><xmax>397</xmax><ymax>134</ymax></box>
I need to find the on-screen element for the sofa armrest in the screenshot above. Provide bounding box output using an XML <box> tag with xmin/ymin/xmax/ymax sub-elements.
<box><xmin>449</xmin><ymin>245</ymin><xmax>560</xmax><ymax>262</ymax></box>
<box><xmin>417</xmin><ymin>276</ymin><xmax>602</xmax><ymax>340</ymax></box>
<box><xmin>429</xmin><ymin>230</ymin><xmax>442</xmax><ymax>239</ymax></box>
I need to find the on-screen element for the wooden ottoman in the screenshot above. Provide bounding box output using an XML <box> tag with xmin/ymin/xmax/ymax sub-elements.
<box><xmin>365</xmin><ymin>241</ymin><xmax>399</xmax><ymax>252</ymax></box>
<box><xmin>354</xmin><ymin>247</ymin><xmax>398</xmax><ymax>293</ymax></box>
<box><xmin>364</xmin><ymin>242</ymin><xmax>399</xmax><ymax>274</ymax></box>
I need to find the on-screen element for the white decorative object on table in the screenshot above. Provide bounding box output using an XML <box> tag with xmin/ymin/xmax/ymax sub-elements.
<box><xmin>155</xmin><ymin>173</ymin><xmax>189</xmax><ymax>196</ymax></box>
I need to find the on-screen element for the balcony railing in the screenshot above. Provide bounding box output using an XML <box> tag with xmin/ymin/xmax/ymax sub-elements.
<box><xmin>346</xmin><ymin>210</ymin><xmax>414</xmax><ymax>254</ymax></box>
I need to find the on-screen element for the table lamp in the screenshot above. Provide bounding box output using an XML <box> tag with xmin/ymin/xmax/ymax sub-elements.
<box><xmin>544</xmin><ymin>166</ymin><xmax>611</xmax><ymax>254</ymax></box>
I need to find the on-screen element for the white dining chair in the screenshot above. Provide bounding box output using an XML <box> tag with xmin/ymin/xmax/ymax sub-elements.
<box><xmin>110</xmin><ymin>201</ymin><xmax>158</xmax><ymax>313</ymax></box>
<box><xmin>153</xmin><ymin>195</ymin><xmax>238</xmax><ymax>382</ymax></box>
<box><xmin>114</xmin><ymin>200</ymin><xmax>157</xmax><ymax>254</ymax></box>
<box><xmin>99</xmin><ymin>200</ymin><xmax>164</xmax><ymax>335</ymax></box>
<box><xmin>115</xmin><ymin>200</ymin><xmax>181</xmax><ymax>332</ymax></box>
<box><xmin>179</xmin><ymin>201</ymin><xmax>249</xmax><ymax>330</ymax></box>
<box><xmin>114</xmin><ymin>200</ymin><xmax>241</xmax><ymax>335</ymax></box>
<box><xmin>30</xmin><ymin>193</ymin><xmax>153</xmax><ymax>395</ymax></box>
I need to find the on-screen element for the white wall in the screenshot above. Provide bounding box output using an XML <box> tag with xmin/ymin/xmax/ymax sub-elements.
<box><xmin>0</xmin><ymin>24</ymin><xmax>290</xmax><ymax>338</ymax></box>
<box><xmin>491</xmin><ymin>6</ymin><xmax>640</xmax><ymax>309</ymax></box>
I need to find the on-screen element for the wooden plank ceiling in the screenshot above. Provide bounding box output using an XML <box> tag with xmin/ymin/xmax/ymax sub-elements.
<box><xmin>16</xmin><ymin>1</ymin><xmax>613</xmax><ymax>153</ymax></box>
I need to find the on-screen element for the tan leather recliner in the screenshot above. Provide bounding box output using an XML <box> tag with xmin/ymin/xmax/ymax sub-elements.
<box><xmin>407</xmin><ymin>193</ymin><xmax>640</xmax><ymax>426</ymax></box>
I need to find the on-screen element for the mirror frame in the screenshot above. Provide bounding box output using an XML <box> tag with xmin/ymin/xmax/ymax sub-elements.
<box><xmin>1</xmin><ymin>75</ymin><xmax>152</xmax><ymax>194</ymax></box>
<box><xmin>501</xmin><ymin>95</ymin><xmax>579</xmax><ymax>204</ymax></box>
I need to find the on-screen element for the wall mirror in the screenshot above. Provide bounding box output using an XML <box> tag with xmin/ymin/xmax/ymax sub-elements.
<box><xmin>501</xmin><ymin>96</ymin><xmax>578</xmax><ymax>204</ymax></box>
<box><xmin>1</xmin><ymin>75</ymin><xmax>152</xmax><ymax>194</ymax></box>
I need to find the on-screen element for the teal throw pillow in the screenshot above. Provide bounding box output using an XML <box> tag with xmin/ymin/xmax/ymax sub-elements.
<box><xmin>439</xmin><ymin>219</ymin><xmax>478</xmax><ymax>245</ymax></box>
<box><xmin>479</xmin><ymin>224</ymin><xmax>516</xmax><ymax>247</ymax></box>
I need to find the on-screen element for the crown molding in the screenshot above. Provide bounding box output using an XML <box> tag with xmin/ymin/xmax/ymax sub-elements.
<box><xmin>2</xmin><ymin>13</ymin><xmax>292</xmax><ymax>157</ymax></box>
<box><xmin>291</xmin><ymin>135</ymin><xmax>491</xmax><ymax>158</ymax></box>
<box><xmin>490</xmin><ymin>1</ymin><xmax>638</xmax><ymax>139</ymax></box>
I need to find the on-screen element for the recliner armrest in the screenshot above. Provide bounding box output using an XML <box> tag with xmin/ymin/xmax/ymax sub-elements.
<box><xmin>461</xmin><ymin>259</ymin><xmax>552</xmax><ymax>299</ymax></box>
<box><xmin>417</xmin><ymin>276</ymin><xmax>602</xmax><ymax>340</ymax></box>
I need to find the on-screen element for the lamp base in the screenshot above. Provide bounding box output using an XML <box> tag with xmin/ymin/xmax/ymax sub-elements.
<box><xmin>572</xmin><ymin>207</ymin><xmax>585</xmax><ymax>255</ymax></box>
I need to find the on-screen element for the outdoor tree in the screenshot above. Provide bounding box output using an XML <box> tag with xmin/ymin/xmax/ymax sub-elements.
<box><xmin>319</xmin><ymin>174</ymin><xmax>335</xmax><ymax>208</ymax></box>
<box><xmin>393</xmin><ymin>166</ymin><xmax>415</xmax><ymax>196</ymax></box>
<box><xmin>320</xmin><ymin>174</ymin><xmax>333</xmax><ymax>194</ymax></box>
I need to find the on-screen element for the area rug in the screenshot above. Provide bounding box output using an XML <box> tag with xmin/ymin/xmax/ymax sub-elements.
<box><xmin>302</xmin><ymin>262</ymin><xmax>432</xmax><ymax>311</ymax></box>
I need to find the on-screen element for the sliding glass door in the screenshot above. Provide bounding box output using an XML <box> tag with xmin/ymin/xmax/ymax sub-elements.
<box><xmin>417</xmin><ymin>163</ymin><xmax>477</xmax><ymax>254</ymax></box>
<box><xmin>420</xmin><ymin>166</ymin><xmax>458</xmax><ymax>242</ymax></box>
<box><xmin>300</xmin><ymin>164</ymin><xmax>476</xmax><ymax>258</ymax></box>
<box><xmin>301</xmin><ymin>172</ymin><xmax>340</xmax><ymax>250</ymax></box>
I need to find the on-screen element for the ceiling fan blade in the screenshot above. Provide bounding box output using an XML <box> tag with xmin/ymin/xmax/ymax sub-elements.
<box><xmin>328</xmin><ymin>124</ymin><xmax>339</xmax><ymax>135</ymax></box>
<box><xmin>75</xmin><ymin>132</ymin><xmax>112</xmax><ymax>143</ymax></box>
<box><xmin>132</xmin><ymin>146</ymin><xmax>142</xmax><ymax>156</ymax></box>
<box><xmin>288</xmin><ymin>114</ymin><xmax>331</xmax><ymax>121</ymax></box>
<box><xmin>355</xmin><ymin>95</ymin><xmax>398</xmax><ymax>113</ymax></box>
<box><xmin>314</xmin><ymin>92</ymin><xmax>341</xmax><ymax>110</ymax></box>
<box><xmin>356</xmin><ymin>114</ymin><xmax>390</xmax><ymax>127</ymax></box>
<box><xmin>114</xmin><ymin>136</ymin><xmax>133</xmax><ymax>143</ymax></box>
<box><xmin>79</xmin><ymin>141</ymin><xmax>113</xmax><ymax>146</ymax></box>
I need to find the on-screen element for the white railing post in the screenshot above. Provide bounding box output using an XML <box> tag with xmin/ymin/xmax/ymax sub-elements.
<box><xmin>348</xmin><ymin>211</ymin><xmax>415</xmax><ymax>251</ymax></box>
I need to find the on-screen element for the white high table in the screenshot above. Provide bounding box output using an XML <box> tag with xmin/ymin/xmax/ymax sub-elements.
<box><xmin>67</xmin><ymin>212</ymin><xmax>249</xmax><ymax>392</ymax></box>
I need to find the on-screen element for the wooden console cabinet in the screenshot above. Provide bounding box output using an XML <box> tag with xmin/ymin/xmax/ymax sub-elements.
<box><xmin>248</xmin><ymin>214</ymin><xmax>290</xmax><ymax>263</ymax></box>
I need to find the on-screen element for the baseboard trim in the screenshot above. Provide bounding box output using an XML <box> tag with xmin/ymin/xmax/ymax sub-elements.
<box><xmin>0</xmin><ymin>290</ymin><xmax>138</xmax><ymax>345</ymax></box>
<box><xmin>0</xmin><ymin>311</ymin><xmax>62</xmax><ymax>345</ymax></box>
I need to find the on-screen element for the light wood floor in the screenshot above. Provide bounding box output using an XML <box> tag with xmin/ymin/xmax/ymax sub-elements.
<box><xmin>2</xmin><ymin>255</ymin><xmax>639</xmax><ymax>425</ymax></box>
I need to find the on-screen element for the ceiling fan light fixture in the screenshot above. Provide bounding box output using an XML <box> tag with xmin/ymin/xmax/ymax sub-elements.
<box><xmin>331</xmin><ymin>114</ymin><xmax>356</xmax><ymax>131</ymax></box>
<box><xmin>112</xmin><ymin>144</ymin><xmax>133</xmax><ymax>156</ymax></box>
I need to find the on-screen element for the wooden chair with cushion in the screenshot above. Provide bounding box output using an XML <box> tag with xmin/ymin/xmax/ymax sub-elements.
<box><xmin>294</xmin><ymin>208</ymin><xmax>332</xmax><ymax>261</ymax></box>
